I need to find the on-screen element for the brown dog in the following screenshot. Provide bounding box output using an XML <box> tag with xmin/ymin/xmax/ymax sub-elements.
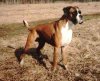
<box><xmin>20</xmin><ymin>6</ymin><xmax>83</xmax><ymax>70</ymax></box>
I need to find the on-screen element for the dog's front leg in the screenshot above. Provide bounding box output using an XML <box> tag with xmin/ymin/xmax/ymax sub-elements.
<box><xmin>61</xmin><ymin>46</ymin><xmax>68</xmax><ymax>70</ymax></box>
<box><xmin>52</xmin><ymin>47</ymin><xmax>59</xmax><ymax>70</ymax></box>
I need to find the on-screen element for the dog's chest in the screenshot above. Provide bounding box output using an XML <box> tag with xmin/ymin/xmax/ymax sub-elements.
<box><xmin>61</xmin><ymin>22</ymin><xmax>73</xmax><ymax>46</ymax></box>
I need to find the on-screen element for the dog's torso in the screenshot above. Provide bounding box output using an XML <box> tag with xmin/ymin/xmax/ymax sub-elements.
<box><xmin>31</xmin><ymin>19</ymin><xmax>74</xmax><ymax>47</ymax></box>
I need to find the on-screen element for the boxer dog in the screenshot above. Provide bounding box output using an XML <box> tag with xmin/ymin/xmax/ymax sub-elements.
<box><xmin>20</xmin><ymin>6</ymin><xmax>83</xmax><ymax>70</ymax></box>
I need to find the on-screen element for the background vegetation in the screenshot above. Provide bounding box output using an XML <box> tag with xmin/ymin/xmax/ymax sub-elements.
<box><xmin>0</xmin><ymin>0</ymin><xmax>100</xmax><ymax>4</ymax></box>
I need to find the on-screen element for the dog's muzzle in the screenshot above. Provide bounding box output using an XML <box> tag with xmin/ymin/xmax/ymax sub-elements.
<box><xmin>79</xmin><ymin>15</ymin><xmax>83</xmax><ymax>24</ymax></box>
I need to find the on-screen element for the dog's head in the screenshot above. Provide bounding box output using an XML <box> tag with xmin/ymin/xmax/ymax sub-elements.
<box><xmin>63</xmin><ymin>6</ymin><xmax>83</xmax><ymax>24</ymax></box>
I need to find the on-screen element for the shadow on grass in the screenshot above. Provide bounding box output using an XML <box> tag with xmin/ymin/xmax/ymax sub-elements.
<box><xmin>0</xmin><ymin>79</ymin><xmax>4</xmax><ymax>81</ymax></box>
<box><xmin>15</xmin><ymin>47</ymin><xmax>48</xmax><ymax>69</ymax></box>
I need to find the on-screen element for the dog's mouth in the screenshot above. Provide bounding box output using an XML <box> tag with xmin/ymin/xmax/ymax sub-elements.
<box><xmin>78</xmin><ymin>18</ymin><xmax>83</xmax><ymax>24</ymax></box>
<box><xmin>76</xmin><ymin>14</ymin><xmax>83</xmax><ymax>24</ymax></box>
<box><xmin>79</xmin><ymin>20</ymin><xmax>83</xmax><ymax>24</ymax></box>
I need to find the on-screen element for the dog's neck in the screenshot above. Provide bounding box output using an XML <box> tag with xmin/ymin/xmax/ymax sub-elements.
<box><xmin>60</xmin><ymin>15</ymin><xmax>74</xmax><ymax>29</ymax></box>
<box><xmin>66</xmin><ymin>20</ymin><xmax>74</xmax><ymax>30</ymax></box>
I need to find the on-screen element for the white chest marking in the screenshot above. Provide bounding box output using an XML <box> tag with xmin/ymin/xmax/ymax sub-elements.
<box><xmin>61</xmin><ymin>21</ymin><xmax>74</xmax><ymax>46</ymax></box>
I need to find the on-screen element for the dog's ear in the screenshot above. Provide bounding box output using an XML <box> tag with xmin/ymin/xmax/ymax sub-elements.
<box><xmin>63</xmin><ymin>6</ymin><xmax>76</xmax><ymax>16</ymax></box>
<box><xmin>63</xmin><ymin>6</ymin><xmax>71</xmax><ymax>15</ymax></box>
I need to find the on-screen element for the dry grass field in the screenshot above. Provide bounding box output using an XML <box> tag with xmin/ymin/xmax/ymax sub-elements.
<box><xmin>0</xmin><ymin>2</ymin><xmax>100</xmax><ymax>81</ymax></box>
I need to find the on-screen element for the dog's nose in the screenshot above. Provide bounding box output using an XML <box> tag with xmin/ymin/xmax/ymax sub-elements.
<box><xmin>79</xmin><ymin>15</ymin><xmax>83</xmax><ymax>24</ymax></box>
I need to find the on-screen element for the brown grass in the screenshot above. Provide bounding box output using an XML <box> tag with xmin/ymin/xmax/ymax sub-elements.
<box><xmin>0</xmin><ymin>2</ymin><xmax>100</xmax><ymax>81</ymax></box>
<box><xmin>0</xmin><ymin>14</ymin><xmax>100</xmax><ymax>81</ymax></box>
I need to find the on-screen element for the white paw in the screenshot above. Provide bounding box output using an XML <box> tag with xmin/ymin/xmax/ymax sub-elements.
<box><xmin>20</xmin><ymin>59</ymin><xmax>24</xmax><ymax>66</ymax></box>
<box><xmin>64</xmin><ymin>65</ymin><xmax>68</xmax><ymax>70</ymax></box>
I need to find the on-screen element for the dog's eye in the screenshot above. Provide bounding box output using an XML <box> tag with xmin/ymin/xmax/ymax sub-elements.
<box><xmin>78</xmin><ymin>10</ymin><xmax>81</xmax><ymax>14</ymax></box>
<box><xmin>72</xmin><ymin>11</ymin><xmax>77</xmax><ymax>15</ymax></box>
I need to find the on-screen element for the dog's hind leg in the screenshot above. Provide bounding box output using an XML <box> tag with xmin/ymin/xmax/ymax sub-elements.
<box><xmin>36</xmin><ymin>40</ymin><xmax>45</xmax><ymax>57</ymax></box>
<box><xmin>20</xmin><ymin>30</ymin><xmax>38</xmax><ymax>66</ymax></box>
<box><xmin>24</xmin><ymin>30</ymin><xmax>38</xmax><ymax>53</ymax></box>
<box><xmin>36</xmin><ymin>41</ymin><xmax>47</xmax><ymax>67</ymax></box>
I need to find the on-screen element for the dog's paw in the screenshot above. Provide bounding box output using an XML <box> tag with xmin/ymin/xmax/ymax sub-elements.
<box><xmin>64</xmin><ymin>65</ymin><xmax>68</xmax><ymax>70</ymax></box>
<box><xmin>51</xmin><ymin>67</ymin><xmax>56</xmax><ymax>72</ymax></box>
<box><xmin>62</xmin><ymin>64</ymin><xmax>68</xmax><ymax>70</ymax></box>
<box><xmin>20</xmin><ymin>59</ymin><xmax>24</xmax><ymax>66</ymax></box>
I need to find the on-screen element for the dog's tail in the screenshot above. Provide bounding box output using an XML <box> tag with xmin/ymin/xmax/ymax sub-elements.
<box><xmin>23</xmin><ymin>20</ymin><xmax>29</xmax><ymax>28</ymax></box>
<box><xmin>23</xmin><ymin>20</ymin><xmax>33</xmax><ymax>31</ymax></box>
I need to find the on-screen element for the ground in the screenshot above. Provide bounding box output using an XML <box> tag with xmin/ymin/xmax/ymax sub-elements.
<box><xmin>0</xmin><ymin>2</ymin><xmax>100</xmax><ymax>81</ymax></box>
